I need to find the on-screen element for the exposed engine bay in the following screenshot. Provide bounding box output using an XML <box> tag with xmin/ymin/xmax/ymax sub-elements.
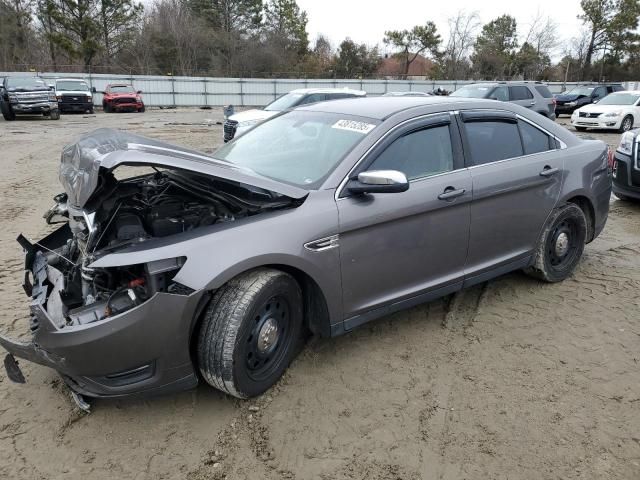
<box><xmin>34</xmin><ymin>167</ymin><xmax>294</xmax><ymax>329</ymax></box>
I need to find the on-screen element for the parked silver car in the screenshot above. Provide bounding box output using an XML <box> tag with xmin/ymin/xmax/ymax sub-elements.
<box><xmin>1</xmin><ymin>96</ymin><xmax>612</xmax><ymax>405</ymax></box>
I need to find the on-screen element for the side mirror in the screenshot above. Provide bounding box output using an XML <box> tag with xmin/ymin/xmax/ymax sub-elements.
<box><xmin>91</xmin><ymin>87</ymin><xmax>97</xmax><ymax>93</ymax></box>
<box><xmin>48</xmin><ymin>84</ymin><xmax>55</xmax><ymax>90</ymax></box>
<box><xmin>348</xmin><ymin>170</ymin><xmax>409</xmax><ymax>194</ymax></box>
<box><xmin>137</xmin><ymin>90</ymin><xmax>142</xmax><ymax>94</ymax></box>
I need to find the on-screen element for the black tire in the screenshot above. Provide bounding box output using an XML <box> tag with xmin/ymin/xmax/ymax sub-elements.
<box><xmin>88</xmin><ymin>106</ymin><xmax>94</xmax><ymax>114</ymax></box>
<box><xmin>138</xmin><ymin>104</ymin><xmax>145</xmax><ymax>113</ymax></box>
<box><xmin>575</xmin><ymin>126</ymin><xmax>587</xmax><ymax>132</ymax></box>
<box><xmin>197</xmin><ymin>269</ymin><xmax>304</xmax><ymax>398</ymax></box>
<box><xmin>2</xmin><ymin>106</ymin><xmax>16</xmax><ymax>121</ymax></box>
<box><xmin>619</xmin><ymin>115</ymin><xmax>633</xmax><ymax>133</ymax></box>
<box><xmin>614</xmin><ymin>192</ymin><xmax>634</xmax><ymax>202</ymax></box>
<box><xmin>50</xmin><ymin>109</ymin><xmax>60</xmax><ymax>120</ymax></box>
<box><xmin>525</xmin><ymin>203</ymin><xmax>587</xmax><ymax>283</ymax></box>
<box><xmin>103</xmin><ymin>102</ymin><xmax>110</xmax><ymax>113</ymax></box>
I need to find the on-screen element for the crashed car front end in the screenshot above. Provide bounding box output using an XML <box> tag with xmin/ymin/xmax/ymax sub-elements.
<box><xmin>0</xmin><ymin>128</ymin><xmax>305</xmax><ymax>403</ymax></box>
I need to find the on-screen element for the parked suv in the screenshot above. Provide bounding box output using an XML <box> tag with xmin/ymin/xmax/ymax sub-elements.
<box><xmin>55</xmin><ymin>78</ymin><xmax>94</xmax><ymax>114</ymax></box>
<box><xmin>613</xmin><ymin>127</ymin><xmax>640</xmax><ymax>201</ymax></box>
<box><xmin>450</xmin><ymin>82</ymin><xmax>556</xmax><ymax>120</ymax></box>
<box><xmin>100</xmin><ymin>84</ymin><xmax>145</xmax><ymax>113</ymax></box>
<box><xmin>223</xmin><ymin>88</ymin><xmax>366</xmax><ymax>142</ymax></box>
<box><xmin>0</xmin><ymin>76</ymin><xmax>60</xmax><ymax>121</ymax></box>
<box><xmin>555</xmin><ymin>84</ymin><xmax>624</xmax><ymax>116</ymax></box>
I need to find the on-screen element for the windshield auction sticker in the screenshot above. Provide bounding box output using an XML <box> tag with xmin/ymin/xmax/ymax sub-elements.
<box><xmin>332</xmin><ymin>119</ymin><xmax>376</xmax><ymax>134</ymax></box>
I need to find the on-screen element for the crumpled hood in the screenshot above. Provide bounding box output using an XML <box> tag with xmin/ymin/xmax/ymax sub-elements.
<box><xmin>59</xmin><ymin>128</ymin><xmax>308</xmax><ymax>208</ymax></box>
<box><xmin>229</xmin><ymin>109</ymin><xmax>278</xmax><ymax>123</ymax></box>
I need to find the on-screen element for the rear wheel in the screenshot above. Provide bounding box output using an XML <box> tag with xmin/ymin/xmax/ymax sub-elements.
<box><xmin>525</xmin><ymin>204</ymin><xmax>587</xmax><ymax>283</ymax></box>
<box><xmin>619</xmin><ymin>115</ymin><xmax>633</xmax><ymax>133</ymax></box>
<box><xmin>197</xmin><ymin>269</ymin><xmax>304</xmax><ymax>398</ymax></box>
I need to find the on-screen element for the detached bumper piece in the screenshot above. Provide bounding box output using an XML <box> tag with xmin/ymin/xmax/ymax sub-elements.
<box><xmin>3</xmin><ymin>354</ymin><xmax>25</xmax><ymax>383</ymax></box>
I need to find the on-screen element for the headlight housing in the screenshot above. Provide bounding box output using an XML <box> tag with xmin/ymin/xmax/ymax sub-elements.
<box><xmin>566</xmin><ymin>101</ymin><xmax>578</xmax><ymax>107</ymax></box>
<box><xmin>237</xmin><ymin>119</ymin><xmax>261</xmax><ymax>128</ymax></box>
<box><xmin>617</xmin><ymin>131</ymin><xmax>636</xmax><ymax>156</ymax></box>
<box><xmin>604</xmin><ymin>111</ymin><xmax>622</xmax><ymax>118</ymax></box>
<box><xmin>8</xmin><ymin>94</ymin><xmax>17</xmax><ymax>103</ymax></box>
<box><xmin>48</xmin><ymin>92</ymin><xmax>57</xmax><ymax>101</ymax></box>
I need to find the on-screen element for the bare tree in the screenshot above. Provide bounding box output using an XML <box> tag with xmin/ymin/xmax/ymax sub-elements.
<box><xmin>523</xmin><ymin>12</ymin><xmax>559</xmax><ymax>59</ymax></box>
<box><xmin>441</xmin><ymin>10</ymin><xmax>480</xmax><ymax>79</ymax></box>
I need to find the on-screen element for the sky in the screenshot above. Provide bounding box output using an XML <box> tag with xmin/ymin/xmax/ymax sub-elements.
<box><xmin>297</xmin><ymin>0</ymin><xmax>585</xmax><ymax>61</ymax></box>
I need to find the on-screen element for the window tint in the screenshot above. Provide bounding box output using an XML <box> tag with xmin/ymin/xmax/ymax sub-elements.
<box><xmin>519</xmin><ymin>121</ymin><xmax>552</xmax><ymax>155</ymax></box>
<box><xmin>490</xmin><ymin>86</ymin><xmax>509</xmax><ymax>101</ymax></box>
<box><xmin>369</xmin><ymin>125</ymin><xmax>454</xmax><ymax>180</ymax></box>
<box><xmin>535</xmin><ymin>85</ymin><xmax>553</xmax><ymax>98</ymax></box>
<box><xmin>327</xmin><ymin>93</ymin><xmax>355</xmax><ymax>100</ymax></box>
<box><xmin>464</xmin><ymin>121</ymin><xmax>523</xmax><ymax>165</ymax></box>
<box><xmin>593</xmin><ymin>87</ymin><xmax>606</xmax><ymax>98</ymax></box>
<box><xmin>509</xmin><ymin>86</ymin><xmax>534</xmax><ymax>101</ymax></box>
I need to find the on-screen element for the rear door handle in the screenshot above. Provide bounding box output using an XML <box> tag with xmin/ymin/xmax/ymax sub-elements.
<box><xmin>438</xmin><ymin>187</ymin><xmax>466</xmax><ymax>200</ymax></box>
<box><xmin>529</xmin><ymin>101</ymin><xmax>536</xmax><ymax>106</ymax></box>
<box><xmin>539</xmin><ymin>167</ymin><xmax>560</xmax><ymax>177</ymax></box>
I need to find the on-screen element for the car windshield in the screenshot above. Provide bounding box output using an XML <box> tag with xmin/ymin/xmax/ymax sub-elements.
<box><xmin>110</xmin><ymin>85</ymin><xmax>135</xmax><ymax>93</ymax></box>
<box><xmin>213</xmin><ymin>111</ymin><xmax>377</xmax><ymax>189</ymax></box>
<box><xmin>264</xmin><ymin>93</ymin><xmax>304</xmax><ymax>111</ymax></box>
<box><xmin>565</xmin><ymin>87</ymin><xmax>595</xmax><ymax>96</ymax></box>
<box><xmin>450</xmin><ymin>85</ymin><xmax>493</xmax><ymax>98</ymax></box>
<box><xmin>596</xmin><ymin>93</ymin><xmax>640</xmax><ymax>105</ymax></box>
<box><xmin>57</xmin><ymin>81</ymin><xmax>89</xmax><ymax>91</ymax></box>
<box><xmin>6</xmin><ymin>77</ymin><xmax>46</xmax><ymax>89</ymax></box>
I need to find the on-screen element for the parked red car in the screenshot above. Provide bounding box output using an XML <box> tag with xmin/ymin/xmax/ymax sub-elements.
<box><xmin>99</xmin><ymin>84</ymin><xmax>145</xmax><ymax>113</ymax></box>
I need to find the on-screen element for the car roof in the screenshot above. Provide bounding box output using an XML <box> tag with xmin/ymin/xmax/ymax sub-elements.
<box><xmin>296</xmin><ymin>96</ymin><xmax>489</xmax><ymax>120</ymax></box>
<box><xmin>56</xmin><ymin>78</ymin><xmax>87</xmax><ymax>82</ymax></box>
<box><xmin>608</xmin><ymin>90</ymin><xmax>640</xmax><ymax>94</ymax></box>
<box><xmin>107</xmin><ymin>84</ymin><xmax>134</xmax><ymax>87</ymax></box>
<box><xmin>289</xmin><ymin>87</ymin><xmax>366</xmax><ymax>96</ymax></box>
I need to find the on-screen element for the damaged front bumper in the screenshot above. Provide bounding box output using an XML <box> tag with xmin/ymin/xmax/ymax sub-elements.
<box><xmin>0</xmin><ymin>231</ymin><xmax>204</xmax><ymax>399</ymax></box>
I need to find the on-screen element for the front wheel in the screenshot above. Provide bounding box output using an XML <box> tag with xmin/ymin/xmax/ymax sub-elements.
<box><xmin>49</xmin><ymin>109</ymin><xmax>60</xmax><ymax>120</ymax></box>
<box><xmin>2</xmin><ymin>106</ymin><xmax>16</xmax><ymax>121</ymax></box>
<box><xmin>619</xmin><ymin>115</ymin><xmax>633</xmax><ymax>133</ymax></box>
<box><xmin>138</xmin><ymin>104</ymin><xmax>145</xmax><ymax>113</ymax></box>
<box><xmin>574</xmin><ymin>126</ymin><xmax>587</xmax><ymax>132</ymax></box>
<box><xmin>197</xmin><ymin>269</ymin><xmax>304</xmax><ymax>398</ymax></box>
<box><xmin>525</xmin><ymin>203</ymin><xmax>587</xmax><ymax>283</ymax></box>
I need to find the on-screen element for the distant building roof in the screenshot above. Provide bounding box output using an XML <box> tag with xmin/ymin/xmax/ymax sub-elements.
<box><xmin>378</xmin><ymin>54</ymin><xmax>435</xmax><ymax>79</ymax></box>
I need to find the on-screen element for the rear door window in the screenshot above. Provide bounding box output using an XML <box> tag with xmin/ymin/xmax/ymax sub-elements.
<box><xmin>509</xmin><ymin>86</ymin><xmax>534</xmax><ymax>101</ymax></box>
<box><xmin>534</xmin><ymin>85</ymin><xmax>553</xmax><ymax>98</ymax></box>
<box><xmin>463</xmin><ymin>121</ymin><xmax>524</xmax><ymax>165</ymax></box>
<box><xmin>519</xmin><ymin>120</ymin><xmax>553</xmax><ymax>155</ymax></box>
<box><xmin>298</xmin><ymin>93</ymin><xmax>326</xmax><ymax>105</ymax></box>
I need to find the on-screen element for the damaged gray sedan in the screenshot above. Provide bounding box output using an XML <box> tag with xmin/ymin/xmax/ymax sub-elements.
<box><xmin>1</xmin><ymin>97</ymin><xmax>612</xmax><ymax>404</ymax></box>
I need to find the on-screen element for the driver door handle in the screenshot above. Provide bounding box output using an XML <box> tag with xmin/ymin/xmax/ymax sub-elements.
<box><xmin>438</xmin><ymin>187</ymin><xmax>466</xmax><ymax>200</ymax></box>
<box><xmin>539</xmin><ymin>167</ymin><xmax>560</xmax><ymax>177</ymax></box>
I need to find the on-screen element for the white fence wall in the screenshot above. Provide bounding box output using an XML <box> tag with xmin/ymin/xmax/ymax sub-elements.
<box><xmin>2</xmin><ymin>71</ymin><xmax>637</xmax><ymax>108</ymax></box>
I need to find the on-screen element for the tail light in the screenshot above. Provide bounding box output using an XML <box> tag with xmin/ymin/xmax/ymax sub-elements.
<box><xmin>607</xmin><ymin>146</ymin><xmax>615</xmax><ymax>173</ymax></box>
<box><xmin>552</xmin><ymin>97</ymin><xmax>557</xmax><ymax>105</ymax></box>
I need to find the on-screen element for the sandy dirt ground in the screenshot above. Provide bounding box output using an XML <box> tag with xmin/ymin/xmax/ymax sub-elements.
<box><xmin>0</xmin><ymin>109</ymin><xmax>639</xmax><ymax>480</ymax></box>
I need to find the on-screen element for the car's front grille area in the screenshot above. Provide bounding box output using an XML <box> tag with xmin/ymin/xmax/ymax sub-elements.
<box><xmin>17</xmin><ymin>93</ymin><xmax>49</xmax><ymax>104</ymax></box>
<box><xmin>60</xmin><ymin>95</ymin><xmax>87</xmax><ymax>104</ymax></box>
<box><xmin>114</xmin><ymin>97</ymin><xmax>136</xmax><ymax>104</ymax></box>
<box><xmin>579</xmin><ymin>112</ymin><xmax>602</xmax><ymax>118</ymax></box>
<box><xmin>224</xmin><ymin>120</ymin><xmax>238</xmax><ymax>142</ymax></box>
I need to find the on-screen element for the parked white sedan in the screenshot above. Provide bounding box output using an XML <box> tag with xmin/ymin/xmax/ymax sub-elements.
<box><xmin>571</xmin><ymin>90</ymin><xmax>640</xmax><ymax>132</ymax></box>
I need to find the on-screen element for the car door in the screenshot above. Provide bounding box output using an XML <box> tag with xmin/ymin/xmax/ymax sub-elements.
<box><xmin>337</xmin><ymin>113</ymin><xmax>471</xmax><ymax>325</ymax></box>
<box><xmin>592</xmin><ymin>86</ymin><xmax>607</xmax><ymax>102</ymax></box>
<box><xmin>509</xmin><ymin>86</ymin><xmax>535</xmax><ymax>109</ymax></box>
<box><xmin>459</xmin><ymin>111</ymin><xmax>564</xmax><ymax>284</ymax></box>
